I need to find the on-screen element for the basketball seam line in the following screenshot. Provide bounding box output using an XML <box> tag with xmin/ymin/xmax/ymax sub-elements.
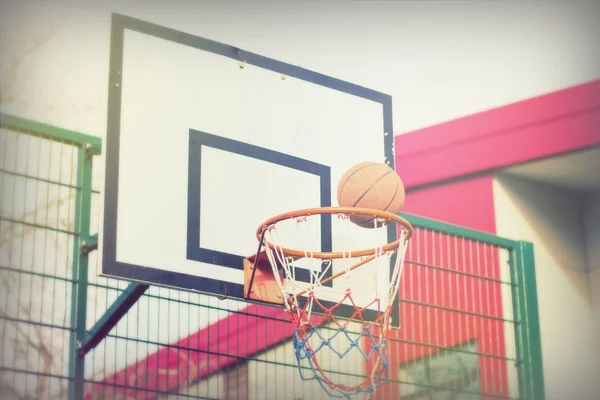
<box><xmin>383</xmin><ymin>177</ymin><xmax>401</xmax><ymax>213</ymax></box>
<box><xmin>358</xmin><ymin>176</ymin><xmax>400</xmax><ymax>226</ymax></box>
<box><xmin>352</xmin><ymin>170</ymin><xmax>394</xmax><ymax>207</ymax></box>
<box><xmin>337</xmin><ymin>162</ymin><xmax>377</xmax><ymax>199</ymax></box>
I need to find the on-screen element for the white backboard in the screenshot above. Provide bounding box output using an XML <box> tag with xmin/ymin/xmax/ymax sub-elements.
<box><xmin>102</xmin><ymin>14</ymin><xmax>397</xmax><ymax>323</ymax></box>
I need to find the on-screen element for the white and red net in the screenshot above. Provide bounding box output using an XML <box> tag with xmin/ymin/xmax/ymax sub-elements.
<box><xmin>258</xmin><ymin>207</ymin><xmax>412</xmax><ymax>399</ymax></box>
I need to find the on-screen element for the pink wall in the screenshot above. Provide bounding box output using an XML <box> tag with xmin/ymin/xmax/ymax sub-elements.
<box><xmin>402</xmin><ymin>175</ymin><xmax>497</xmax><ymax>232</ymax></box>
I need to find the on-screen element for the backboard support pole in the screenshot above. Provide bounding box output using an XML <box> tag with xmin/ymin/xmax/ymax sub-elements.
<box><xmin>77</xmin><ymin>283</ymin><xmax>149</xmax><ymax>356</ymax></box>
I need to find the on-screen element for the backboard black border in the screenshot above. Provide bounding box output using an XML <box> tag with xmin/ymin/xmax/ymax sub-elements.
<box><xmin>103</xmin><ymin>13</ymin><xmax>399</xmax><ymax>326</ymax></box>
<box><xmin>186</xmin><ymin>129</ymin><xmax>333</xmax><ymax>288</ymax></box>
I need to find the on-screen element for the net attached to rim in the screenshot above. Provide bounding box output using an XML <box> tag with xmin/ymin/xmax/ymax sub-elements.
<box><xmin>256</xmin><ymin>207</ymin><xmax>412</xmax><ymax>399</ymax></box>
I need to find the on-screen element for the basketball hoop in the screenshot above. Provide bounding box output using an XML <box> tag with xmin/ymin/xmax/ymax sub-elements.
<box><xmin>244</xmin><ymin>207</ymin><xmax>413</xmax><ymax>398</ymax></box>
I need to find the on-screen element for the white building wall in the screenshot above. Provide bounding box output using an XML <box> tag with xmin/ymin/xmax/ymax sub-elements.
<box><xmin>493</xmin><ymin>174</ymin><xmax>598</xmax><ymax>400</ymax></box>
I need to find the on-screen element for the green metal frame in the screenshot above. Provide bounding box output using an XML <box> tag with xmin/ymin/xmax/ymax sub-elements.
<box><xmin>402</xmin><ymin>213</ymin><xmax>546</xmax><ymax>400</ymax></box>
<box><xmin>0</xmin><ymin>112</ymin><xmax>545</xmax><ymax>400</ymax></box>
<box><xmin>511</xmin><ymin>242</ymin><xmax>545</xmax><ymax>400</ymax></box>
<box><xmin>0</xmin><ymin>113</ymin><xmax>101</xmax><ymax>154</ymax></box>
<box><xmin>70</xmin><ymin>137</ymin><xmax>96</xmax><ymax>399</ymax></box>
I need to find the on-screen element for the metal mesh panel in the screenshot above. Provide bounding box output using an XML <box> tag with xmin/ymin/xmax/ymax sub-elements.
<box><xmin>383</xmin><ymin>226</ymin><xmax>519</xmax><ymax>400</ymax></box>
<box><xmin>0</xmin><ymin>113</ymin><xmax>543</xmax><ymax>400</ymax></box>
<box><xmin>0</xmin><ymin>121</ymin><xmax>79</xmax><ymax>399</ymax></box>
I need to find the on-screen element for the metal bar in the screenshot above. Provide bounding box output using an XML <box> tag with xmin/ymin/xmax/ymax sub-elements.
<box><xmin>403</xmin><ymin>213</ymin><xmax>518</xmax><ymax>249</ymax></box>
<box><xmin>78</xmin><ymin>282</ymin><xmax>149</xmax><ymax>355</ymax></box>
<box><xmin>393</xmin><ymin>375</ymin><xmax>519</xmax><ymax>400</ymax></box>
<box><xmin>0</xmin><ymin>264</ymin><xmax>76</xmax><ymax>281</ymax></box>
<box><xmin>508</xmin><ymin>245</ymin><xmax>532</xmax><ymax>399</ymax></box>
<box><xmin>67</xmin><ymin>146</ymin><xmax>84</xmax><ymax>400</ymax></box>
<box><xmin>400</xmin><ymin>298</ymin><xmax>518</xmax><ymax>323</ymax></box>
<box><xmin>405</xmin><ymin>259</ymin><xmax>514</xmax><ymax>285</ymax></box>
<box><xmin>68</xmin><ymin>145</ymin><xmax>95</xmax><ymax>399</ymax></box>
<box><xmin>0</xmin><ymin>112</ymin><xmax>102</xmax><ymax>152</ymax></box>
<box><xmin>0</xmin><ymin>168</ymin><xmax>81</xmax><ymax>189</ymax></box>
<box><xmin>0</xmin><ymin>217</ymin><xmax>78</xmax><ymax>236</ymax></box>
<box><xmin>82</xmin><ymin>378</ymin><xmax>222</xmax><ymax>400</ymax></box>
<box><xmin>386</xmin><ymin>336</ymin><xmax>519</xmax><ymax>363</ymax></box>
<box><xmin>0</xmin><ymin>367</ymin><xmax>74</xmax><ymax>381</ymax></box>
<box><xmin>518</xmin><ymin>242</ymin><xmax>545</xmax><ymax>400</ymax></box>
<box><xmin>81</xmin><ymin>233</ymin><xmax>98</xmax><ymax>256</ymax></box>
<box><xmin>0</xmin><ymin>316</ymin><xmax>76</xmax><ymax>331</ymax></box>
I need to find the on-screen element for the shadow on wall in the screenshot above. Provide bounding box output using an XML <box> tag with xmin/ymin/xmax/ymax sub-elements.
<box><xmin>584</xmin><ymin>192</ymin><xmax>600</xmax><ymax>274</ymax></box>
<box><xmin>495</xmin><ymin>172</ymin><xmax>591</xmax><ymax>305</ymax></box>
<box><xmin>584</xmin><ymin>192</ymin><xmax>600</xmax><ymax>367</ymax></box>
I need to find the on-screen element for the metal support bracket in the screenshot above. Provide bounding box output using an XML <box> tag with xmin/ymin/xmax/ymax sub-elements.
<box><xmin>85</xmin><ymin>142</ymin><xmax>102</xmax><ymax>158</ymax></box>
<box><xmin>243</xmin><ymin>250</ymin><xmax>285</xmax><ymax>306</ymax></box>
<box><xmin>80</xmin><ymin>234</ymin><xmax>98</xmax><ymax>256</ymax></box>
<box><xmin>77</xmin><ymin>282</ymin><xmax>149</xmax><ymax>356</ymax></box>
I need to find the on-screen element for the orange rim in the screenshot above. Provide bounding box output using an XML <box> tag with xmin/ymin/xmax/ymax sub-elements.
<box><xmin>256</xmin><ymin>207</ymin><xmax>413</xmax><ymax>259</ymax></box>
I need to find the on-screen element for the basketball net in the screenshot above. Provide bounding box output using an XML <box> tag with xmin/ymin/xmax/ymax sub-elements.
<box><xmin>258</xmin><ymin>208</ymin><xmax>412</xmax><ymax>399</ymax></box>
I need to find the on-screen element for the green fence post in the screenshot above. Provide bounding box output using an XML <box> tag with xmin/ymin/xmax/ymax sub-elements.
<box><xmin>68</xmin><ymin>144</ymin><xmax>96</xmax><ymax>400</ymax></box>
<box><xmin>508</xmin><ymin>246</ymin><xmax>527</xmax><ymax>398</ymax></box>
<box><xmin>510</xmin><ymin>242</ymin><xmax>545</xmax><ymax>400</ymax></box>
<box><xmin>519</xmin><ymin>242</ymin><xmax>545</xmax><ymax>399</ymax></box>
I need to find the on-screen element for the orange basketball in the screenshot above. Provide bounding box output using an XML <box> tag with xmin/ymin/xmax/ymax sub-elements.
<box><xmin>337</xmin><ymin>161</ymin><xmax>405</xmax><ymax>228</ymax></box>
